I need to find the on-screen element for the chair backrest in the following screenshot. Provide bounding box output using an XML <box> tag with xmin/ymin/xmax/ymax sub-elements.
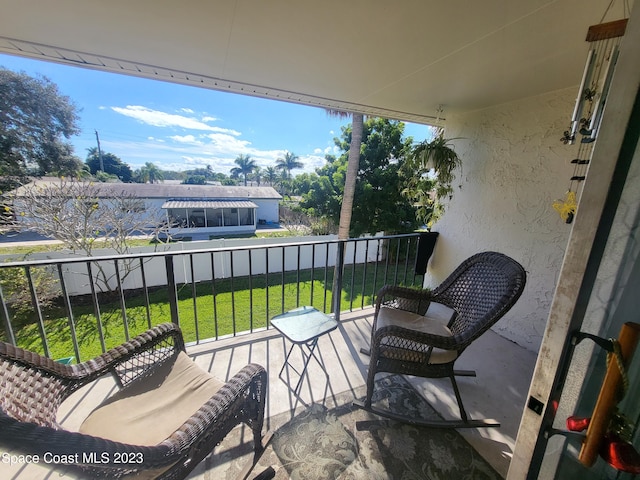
<box><xmin>432</xmin><ymin>251</ymin><xmax>526</xmax><ymax>349</ymax></box>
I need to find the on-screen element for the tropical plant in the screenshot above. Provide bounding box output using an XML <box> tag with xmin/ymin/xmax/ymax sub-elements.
<box><xmin>276</xmin><ymin>169</ymin><xmax>290</xmax><ymax>196</ymax></box>
<box><xmin>230</xmin><ymin>154</ymin><xmax>256</xmax><ymax>186</ymax></box>
<box><xmin>264</xmin><ymin>166</ymin><xmax>278</xmax><ymax>186</ymax></box>
<box><xmin>401</xmin><ymin>130</ymin><xmax>461</xmax><ymax>227</ymax></box>
<box><xmin>252</xmin><ymin>166</ymin><xmax>262</xmax><ymax>186</ymax></box>
<box><xmin>276</xmin><ymin>152</ymin><xmax>303</xmax><ymax>179</ymax></box>
<box><xmin>136</xmin><ymin>162</ymin><xmax>164</xmax><ymax>184</ymax></box>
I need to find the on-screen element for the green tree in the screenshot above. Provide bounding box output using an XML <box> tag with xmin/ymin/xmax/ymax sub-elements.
<box><xmin>85</xmin><ymin>148</ymin><xmax>133</xmax><ymax>182</ymax></box>
<box><xmin>0</xmin><ymin>68</ymin><xmax>81</xmax><ymax>184</ymax></box>
<box><xmin>183</xmin><ymin>175</ymin><xmax>207</xmax><ymax>185</ymax></box>
<box><xmin>230</xmin><ymin>154</ymin><xmax>257</xmax><ymax>186</ymax></box>
<box><xmin>291</xmin><ymin>172</ymin><xmax>318</xmax><ymax>196</ymax></box>
<box><xmin>300</xmin><ymin>117</ymin><xmax>418</xmax><ymax>237</ymax></box>
<box><xmin>184</xmin><ymin>166</ymin><xmax>215</xmax><ymax>180</ymax></box>
<box><xmin>136</xmin><ymin>162</ymin><xmax>164</xmax><ymax>184</ymax></box>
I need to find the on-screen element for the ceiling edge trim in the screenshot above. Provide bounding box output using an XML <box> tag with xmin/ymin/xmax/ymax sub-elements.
<box><xmin>0</xmin><ymin>36</ymin><xmax>443</xmax><ymax>126</ymax></box>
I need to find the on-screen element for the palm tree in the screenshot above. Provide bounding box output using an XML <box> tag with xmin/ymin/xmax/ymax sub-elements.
<box><xmin>276</xmin><ymin>169</ymin><xmax>289</xmax><ymax>196</ymax></box>
<box><xmin>338</xmin><ymin>113</ymin><xmax>363</xmax><ymax>239</ymax></box>
<box><xmin>276</xmin><ymin>152</ymin><xmax>303</xmax><ymax>180</ymax></box>
<box><xmin>140</xmin><ymin>162</ymin><xmax>164</xmax><ymax>184</ymax></box>
<box><xmin>264</xmin><ymin>166</ymin><xmax>278</xmax><ymax>186</ymax></box>
<box><xmin>252</xmin><ymin>166</ymin><xmax>262</xmax><ymax>186</ymax></box>
<box><xmin>325</xmin><ymin>112</ymin><xmax>363</xmax><ymax>240</ymax></box>
<box><xmin>230</xmin><ymin>154</ymin><xmax>257</xmax><ymax>186</ymax></box>
<box><xmin>326</xmin><ymin>110</ymin><xmax>363</xmax><ymax>316</ymax></box>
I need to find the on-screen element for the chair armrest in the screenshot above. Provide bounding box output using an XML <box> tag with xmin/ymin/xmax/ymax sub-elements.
<box><xmin>374</xmin><ymin>285</ymin><xmax>433</xmax><ymax>325</ymax></box>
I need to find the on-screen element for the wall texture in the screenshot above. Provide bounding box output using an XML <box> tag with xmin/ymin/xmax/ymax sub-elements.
<box><xmin>426</xmin><ymin>87</ymin><xmax>579</xmax><ymax>352</ymax></box>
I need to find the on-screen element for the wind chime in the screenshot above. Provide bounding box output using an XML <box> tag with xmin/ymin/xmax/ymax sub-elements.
<box><xmin>553</xmin><ymin>1</ymin><xmax>630</xmax><ymax>223</ymax></box>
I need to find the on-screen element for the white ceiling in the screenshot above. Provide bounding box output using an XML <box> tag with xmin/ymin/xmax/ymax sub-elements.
<box><xmin>0</xmin><ymin>0</ymin><xmax>634</xmax><ymax>125</ymax></box>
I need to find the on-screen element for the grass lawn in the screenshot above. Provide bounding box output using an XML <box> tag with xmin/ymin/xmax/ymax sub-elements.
<box><xmin>8</xmin><ymin>260</ymin><xmax>420</xmax><ymax>363</ymax></box>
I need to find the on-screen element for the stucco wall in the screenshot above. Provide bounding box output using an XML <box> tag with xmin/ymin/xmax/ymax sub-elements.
<box><xmin>426</xmin><ymin>87</ymin><xmax>579</xmax><ymax>352</ymax></box>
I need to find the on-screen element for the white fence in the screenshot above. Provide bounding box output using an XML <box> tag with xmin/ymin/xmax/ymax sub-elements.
<box><xmin>2</xmin><ymin>234</ymin><xmax>389</xmax><ymax>296</ymax></box>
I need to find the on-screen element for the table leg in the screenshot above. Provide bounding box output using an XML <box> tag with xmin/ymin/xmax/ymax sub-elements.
<box><xmin>279</xmin><ymin>337</ymin><xmax>329</xmax><ymax>395</ymax></box>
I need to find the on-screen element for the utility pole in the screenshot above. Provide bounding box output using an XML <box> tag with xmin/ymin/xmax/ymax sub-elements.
<box><xmin>94</xmin><ymin>130</ymin><xmax>104</xmax><ymax>172</ymax></box>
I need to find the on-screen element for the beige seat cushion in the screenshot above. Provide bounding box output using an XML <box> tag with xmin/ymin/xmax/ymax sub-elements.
<box><xmin>376</xmin><ymin>306</ymin><xmax>458</xmax><ymax>364</ymax></box>
<box><xmin>80</xmin><ymin>351</ymin><xmax>224</xmax><ymax>446</ymax></box>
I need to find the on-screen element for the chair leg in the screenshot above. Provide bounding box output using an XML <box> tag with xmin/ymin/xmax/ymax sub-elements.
<box><xmin>253</xmin><ymin>426</ymin><xmax>264</xmax><ymax>456</ymax></box>
<box><xmin>361</xmin><ymin>357</ymin><xmax>380</xmax><ymax>408</ymax></box>
<box><xmin>449</xmin><ymin>375</ymin><xmax>469</xmax><ymax>422</ymax></box>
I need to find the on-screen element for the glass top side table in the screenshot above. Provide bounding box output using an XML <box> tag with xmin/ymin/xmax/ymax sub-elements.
<box><xmin>270</xmin><ymin>306</ymin><xmax>338</xmax><ymax>395</ymax></box>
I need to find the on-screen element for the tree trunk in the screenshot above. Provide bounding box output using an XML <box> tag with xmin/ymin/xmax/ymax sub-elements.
<box><xmin>332</xmin><ymin>112</ymin><xmax>363</xmax><ymax>316</ymax></box>
<box><xmin>337</xmin><ymin>112</ymin><xmax>363</xmax><ymax>240</ymax></box>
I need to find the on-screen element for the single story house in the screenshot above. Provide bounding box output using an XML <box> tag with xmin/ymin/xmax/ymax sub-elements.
<box><xmin>9</xmin><ymin>179</ymin><xmax>282</xmax><ymax>239</ymax></box>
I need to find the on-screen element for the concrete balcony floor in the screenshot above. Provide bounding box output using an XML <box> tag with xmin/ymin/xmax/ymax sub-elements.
<box><xmin>4</xmin><ymin>307</ymin><xmax>537</xmax><ymax>479</ymax></box>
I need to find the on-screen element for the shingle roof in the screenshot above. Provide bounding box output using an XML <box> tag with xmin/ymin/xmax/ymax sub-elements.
<box><xmin>11</xmin><ymin>179</ymin><xmax>282</xmax><ymax>200</ymax></box>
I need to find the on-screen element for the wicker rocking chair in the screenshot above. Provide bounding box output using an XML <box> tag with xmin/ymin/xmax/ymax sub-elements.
<box><xmin>355</xmin><ymin>251</ymin><xmax>526</xmax><ymax>428</ymax></box>
<box><xmin>0</xmin><ymin>323</ymin><xmax>268</xmax><ymax>479</ymax></box>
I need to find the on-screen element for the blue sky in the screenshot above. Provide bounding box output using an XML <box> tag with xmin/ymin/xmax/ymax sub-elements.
<box><xmin>1</xmin><ymin>53</ymin><xmax>432</xmax><ymax>176</ymax></box>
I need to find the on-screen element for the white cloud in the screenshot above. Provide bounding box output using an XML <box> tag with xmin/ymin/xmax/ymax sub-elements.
<box><xmin>300</xmin><ymin>154</ymin><xmax>327</xmax><ymax>172</ymax></box>
<box><xmin>203</xmin><ymin>133</ymin><xmax>251</xmax><ymax>153</ymax></box>
<box><xmin>324</xmin><ymin>145</ymin><xmax>340</xmax><ymax>155</ymax></box>
<box><xmin>111</xmin><ymin>105</ymin><xmax>225</xmax><ymax>132</ymax></box>
<box><xmin>169</xmin><ymin>135</ymin><xmax>201</xmax><ymax>145</ymax></box>
<box><xmin>210</xmin><ymin>127</ymin><xmax>241</xmax><ymax>136</ymax></box>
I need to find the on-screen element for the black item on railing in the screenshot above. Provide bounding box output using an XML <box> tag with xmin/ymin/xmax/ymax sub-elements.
<box><xmin>414</xmin><ymin>232</ymin><xmax>439</xmax><ymax>275</ymax></box>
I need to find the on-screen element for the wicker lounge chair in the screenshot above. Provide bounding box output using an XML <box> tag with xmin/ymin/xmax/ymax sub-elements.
<box><xmin>0</xmin><ymin>323</ymin><xmax>267</xmax><ymax>479</ymax></box>
<box><xmin>355</xmin><ymin>251</ymin><xmax>526</xmax><ymax>428</ymax></box>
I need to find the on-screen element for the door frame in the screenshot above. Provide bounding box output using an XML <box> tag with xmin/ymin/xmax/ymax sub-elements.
<box><xmin>508</xmin><ymin>5</ymin><xmax>640</xmax><ymax>478</ymax></box>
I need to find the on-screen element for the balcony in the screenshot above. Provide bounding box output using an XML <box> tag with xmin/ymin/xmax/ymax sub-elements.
<box><xmin>0</xmin><ymin>233</ymin><xmax>536</xmax><ymax>478</ymax></box>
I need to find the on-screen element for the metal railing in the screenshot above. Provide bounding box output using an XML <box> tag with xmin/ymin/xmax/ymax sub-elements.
<box><xmin>0</xmin><ymin>233</ymin><xmax>428</xmax><ymax>362</ymax></box>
